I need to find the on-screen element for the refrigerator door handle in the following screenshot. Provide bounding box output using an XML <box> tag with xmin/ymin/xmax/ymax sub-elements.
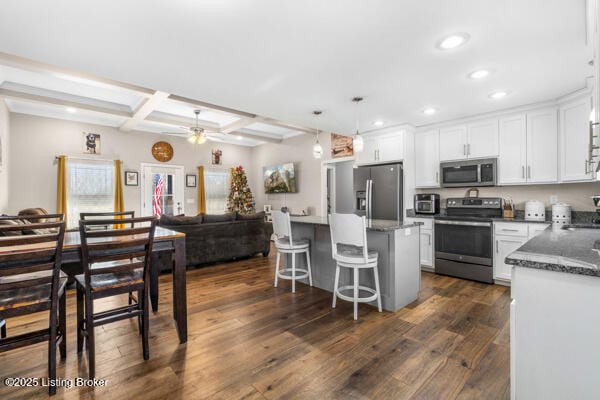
<box><xmin>367</xmin><ymin>179</ymin><xmax>373</xmax><ymax>219</ymax></box>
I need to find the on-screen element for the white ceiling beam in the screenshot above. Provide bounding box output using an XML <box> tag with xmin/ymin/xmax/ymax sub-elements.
<box><xmin>120</xmin><ymin>91</ymin><xmax>170</xmax><ymax>132</ymax></box>
<box><xmin>220</xmin><ymin>117</ymin><xmax>256</xmax><ymax>134</ymax></box>
<box><xmin>232</xmin><ymin>131</ymin><xmax>282</xmax><ymax>144</ymax></box>
<box><xmin>0</xmin><ymin>52</ymin><xmax>155</xmax><ymax>96</ymax></box>
<box><xmin>168</xmin><ymin>94</ymin><xmax>257</xmax><ymax>119</ymax></box>
<box><xmin>0</xmin><ymin>87</ymin><xmax>132</xmax><ymax>117</ymax></box>
<box><xmin>255</xmin><ymin>117</ymin><xmax>315</xmax><ymax>134</ymax></box>
<box><xmin>145</xmin><ymin>111</ymin><xmax>220</xmax><ymax>130</ymax></box>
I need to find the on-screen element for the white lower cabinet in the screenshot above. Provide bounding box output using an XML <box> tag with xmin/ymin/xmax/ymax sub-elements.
<box><xmin>494</xmin><ymin>222</ymin><xmax>549</xmax><ymax>282</ymax></box>
<box><xmin>406</xmin><ymin>217</ymin><xmax>433</xmax><ymax>267</ymax></box>
<box><xmin>512</xmin><ymin>267</ymin><xmax>600</xmax><ymax>399</ymax></box>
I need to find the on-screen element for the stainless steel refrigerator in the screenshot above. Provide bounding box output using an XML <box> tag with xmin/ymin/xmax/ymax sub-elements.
<box><xmin>353</xmin><ymin>163</ymin><xmax>403</xmax><ymax>220</ymax></box>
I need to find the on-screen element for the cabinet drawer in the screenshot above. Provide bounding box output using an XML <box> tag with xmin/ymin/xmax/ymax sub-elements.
<box><xmin>528</xmin><ymin>223</ymin><xmax>550</xmax><ymax>239</ymax></box>
<box><xmin>410</xmin><ymin>217</ymin><xmax>433</xmax><ymax>230</ymax></box>
<box><xmin>494</xmin><ymin>222</ymin><xmax>528</xmax><ymax>237</ymax></box>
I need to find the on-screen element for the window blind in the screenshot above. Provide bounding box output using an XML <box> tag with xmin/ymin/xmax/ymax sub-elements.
<box><xmin>204</xmin><ymin>169</ymin><xmax>230</xmax><ymax>214</ymax></box>
<box><xmin>66</xmin><ymin>158</ymin><xmax>115</xmax><ymax>228</ymax></box>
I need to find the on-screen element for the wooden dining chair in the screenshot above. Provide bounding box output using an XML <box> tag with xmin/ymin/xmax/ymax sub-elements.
<box><xmin>76</xmin><ymin>216</ymin><xmax>157</xmax><ymax>378</ymax></box>
<box><xmin>0</xmin><ymin>214</ymin><xmax>67</xmax><ymax>396</ymax></box>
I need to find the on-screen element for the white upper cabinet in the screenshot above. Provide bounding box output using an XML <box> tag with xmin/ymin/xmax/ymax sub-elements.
<box><xmin>498</xmin><ymin>114</ymin><xmax>527</xmax><ymax>185</ymax></box>
<box><xmin>354</xmin><ymin>132</ymin><xmax>404</xmax><ymax>165</ymax></box>
<box><xmin>527</xmin><ymin>108</ymin><xmax>558</xmax><ymax>183</ymax></box>
<box><xmin>439</xmin><ymin>126</ymin><xmax>467</xmax><ymax>161</ymax></box>
<box><xmin>354</xmin><ymin>136</ymin><xmax>379</xmax><ymax>165</ymax></box>
<box><xmin>439</xmin><ymin>121</ymin><xmax>498</xmax><ymax>161</ymax></box>
<box><xmin>378</xmin><ymin>134</ymin><xmax>404</xmax><ymax>163</ymax></box>
<box><xmin>415</xmin><ymin>130</ymin><xmax>440</xmax><ymax>187</ymax></box>
<box><xmin>560</xmin><ymin>96</ymin><xmax>593</xmax><ymax>182</ymax></box>
<box><xmin>466</xmin><ymin>119</ymin><xmax>499</xmax><ymax>159</ymax></box>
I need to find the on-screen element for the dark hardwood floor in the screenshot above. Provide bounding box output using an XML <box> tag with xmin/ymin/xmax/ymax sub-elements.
<box><xmin>0</xmin><ymin>246</ymin><xmax>510</xmax><ymax>399</ymax></box>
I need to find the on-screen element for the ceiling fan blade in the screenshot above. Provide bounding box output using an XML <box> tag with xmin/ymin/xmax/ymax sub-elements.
<box><xmin>162</xmin><ymin>131</ymin><xmax>190</xmax><ymax>136</ymax></box>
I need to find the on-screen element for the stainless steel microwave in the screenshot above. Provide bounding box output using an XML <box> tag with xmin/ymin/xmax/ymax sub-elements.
<box><xmin>440</xmin><ymin>158</ymin><xmax>497</xmax><ymax>188</ymax></box>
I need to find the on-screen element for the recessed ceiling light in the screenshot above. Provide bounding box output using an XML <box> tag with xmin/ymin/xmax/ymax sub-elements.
<box><xmin>236</xmin><ymin>135</ymin><xmax>243</xmax><ymax>140</ymax></box>
<box><xmin>373</xmin><ymin>120</ymin><xmax>384</xmax><ymax>127</ymax></box>
<box><xmin>437</xmin><ymin>33</ymin><xmax>470</xmax><ymax>50</ymax></box>
<box><xmin>489</xmin><ymin>91</ymin><xmax>508</xmax><ymax>99</ymax></box>
<box><xmin>423</xmin><ymin>107</ymin><xmax>437</xmax><ymax>116</ymax></box>
<box><xmin>468</xmin><ymin>69</ymin><xmax>490</xmax><ymax>79</ymax></box>
<box><xmin>65</xmin><ymin>107</ymin><xmax>77</xmax><ymax>113</ymax></box>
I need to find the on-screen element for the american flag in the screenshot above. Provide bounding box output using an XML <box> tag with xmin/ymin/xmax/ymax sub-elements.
<box><xmin>153</xmin><ymin>174</ymin><xmax>164</xmax><ymax>216</ymax></box>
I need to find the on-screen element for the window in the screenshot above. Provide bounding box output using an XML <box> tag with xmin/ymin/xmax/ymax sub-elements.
<box><xmin>66</xmin><ymin>159</ymin><xmax>115</xmax><ymax>228</ymax></box>
<box><xmin>204</xmin><ymin>169</ymin><xmax>230</xmax><ymax>214</ymax></box>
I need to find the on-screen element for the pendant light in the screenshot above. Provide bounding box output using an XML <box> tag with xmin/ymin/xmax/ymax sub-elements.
<box><xmin>312</xmin><ymin>110</ymin><xmax>323</xmax><ymax>159</ymax></box>
<box><xmin>352</xmin><ymin>97</ymin><xmax>364</xmax><ymax>153</ymax></box>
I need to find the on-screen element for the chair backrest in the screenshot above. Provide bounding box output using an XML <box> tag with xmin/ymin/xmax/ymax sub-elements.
<box><xmin>79</xmin><ymin>216</ymin><xmax>157</xmax><ymax>287</ymax></box>
<box><xmin>80</xmin><ymin>211</ymin><xmax>135</xmax><ymax>229</ymax></box>
<box><xmin>0</xmin><ymin>214</ymin><xmax>66</xmax><ymax>314</ymax></box>
<box><xmin>271</xmin><ymin>210</ymin><xmax>292</xmax><ymax>241</ymax></box>
<box><xmin>329</xmin><ymin>213</ymin><xmax>368</xmax><ymax>262</ymax></box>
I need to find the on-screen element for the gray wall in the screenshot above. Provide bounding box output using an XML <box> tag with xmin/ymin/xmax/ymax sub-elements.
<box><xmin>250</xmin><ymin>132</ymin><xmax>333</xmax><ymax>216</ymax></box>
<box><xmin>334</xmin><ymin>161</ymin><xmax>354</xmax><ymax>213</ymax></box>
<box><xmin>0</xmin><ymin>100</ymin><xmax>8</xmax><ymax>213</ymax></box>
<box><xmin>7</xmin><ymin>113</ymin><xmax>254</xmax><ymax>215</ymax></box>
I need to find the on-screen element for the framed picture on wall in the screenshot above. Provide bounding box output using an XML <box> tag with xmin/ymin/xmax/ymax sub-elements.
<box><xmin>125</xmin><ymin>171</ymin><xmax>138</xmax><ymax>186</ymax></box>
<box><xmin>83</xmin><ymin>132</ymin><xmax>101</xmax><ymax>155</ymax></box>
<box><xmin>186</xmin><ymin>174</ymin><xmax>197</xmax><ymax>187</ymax></box>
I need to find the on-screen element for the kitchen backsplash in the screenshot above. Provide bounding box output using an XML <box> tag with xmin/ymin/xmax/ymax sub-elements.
<box><xmin>416</xmin><ymin>182</ymin><xmax>600</xmax><ymax>211</ymax></box>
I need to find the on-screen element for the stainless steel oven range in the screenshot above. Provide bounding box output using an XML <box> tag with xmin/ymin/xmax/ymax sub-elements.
<box><xmin>434</xmin><ymin>197</ymin><xmax>503</xmax><ymax>283</ymax></box>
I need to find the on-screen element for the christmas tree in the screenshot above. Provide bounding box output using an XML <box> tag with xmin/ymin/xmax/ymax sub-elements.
<box><xmin>227</xmin><ymin>165</ymin><xmax>256</xmax><ymax>214</ymax></box>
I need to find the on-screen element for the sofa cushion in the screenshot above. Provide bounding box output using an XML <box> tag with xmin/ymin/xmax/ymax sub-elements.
<box><xmin>160</xmin><ymin>214</ymin><xmax>203</xmax><ymax>226</ymax></box>
<box><xmin>203</xmin><ymin>213</ymin><xmax>236</xmax><ymax>223</ymax></box>
<box><xmin>236</xmin><ymin>211</ymin><xmax>265</xmax><ymax>221</ymax></box>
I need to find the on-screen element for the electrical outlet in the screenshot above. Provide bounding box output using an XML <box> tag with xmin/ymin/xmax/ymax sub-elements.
<box><xmin>550</xmin><ymin>195</ymin><xmax>558</xmax><ymax>204</ymax></box>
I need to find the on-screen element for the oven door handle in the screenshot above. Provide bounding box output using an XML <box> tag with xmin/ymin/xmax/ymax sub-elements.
<box><xmin>435</xmin><ymin>220</ymin><xmax>492</xmax><ymax>227</ymax></box>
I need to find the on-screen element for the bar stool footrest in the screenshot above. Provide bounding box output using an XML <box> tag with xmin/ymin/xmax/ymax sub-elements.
<box><xmin>277</xmin><ymin>268</ymin><xmax>309</xmax><ymax>281</ymax></box>
<box><xmin>335</xmin><ymin>285</ymin><xmax>379</xmax><ymax>303</ymax></box>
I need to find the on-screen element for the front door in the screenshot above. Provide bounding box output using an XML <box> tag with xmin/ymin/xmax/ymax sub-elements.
<box><xmin>141</xmin><ymin>164</ymin><xmax>185</xmax><ymax>217</ymax></box>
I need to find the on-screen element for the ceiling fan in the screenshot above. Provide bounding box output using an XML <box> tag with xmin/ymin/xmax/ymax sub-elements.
<box><xmin>162</xmin><ymin>109</ymin><xmax>222</xmax><ymax>144</ymax></box>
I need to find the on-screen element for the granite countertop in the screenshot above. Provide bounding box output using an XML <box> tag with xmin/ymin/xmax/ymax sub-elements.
<box><xmin>505</xmin><ymin>226</ymin><xmax>600</xmax><ymax>277</ymax></box>
<box><xmin>289</xmin><ymin>215</ymin><xmax>422</xmax><ymax>232</ymax></box>
<box><xmin>406</xmin><ymin>209</ymin><xmax>596</xmax><ymax>224</ymax></box>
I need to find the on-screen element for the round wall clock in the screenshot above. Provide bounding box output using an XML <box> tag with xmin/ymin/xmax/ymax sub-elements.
<box><xmin>151</xmin><ymin>141</ymin><xmax>174</xmax><ymax>162</ymax></box>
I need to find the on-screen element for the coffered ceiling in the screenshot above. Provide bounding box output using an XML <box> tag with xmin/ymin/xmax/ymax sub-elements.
<box><xmin>0</xmin><ymin>0</ymin><xmax>594</xmax><ymax>137</ymax></box>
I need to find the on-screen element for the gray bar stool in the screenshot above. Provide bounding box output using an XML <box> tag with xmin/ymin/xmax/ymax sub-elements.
<box><xmin>329</xmin><ymin>213</ymin><xmax>382</xmax><ymax>320</ymax></box>
<box><xmin>272</xmin><ymin>210</ymin><xmax>313</xmax><ymax>293</ymax></box>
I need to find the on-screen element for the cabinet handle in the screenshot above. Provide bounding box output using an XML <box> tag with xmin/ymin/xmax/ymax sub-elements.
<box><xmin>496</xmin><ymin>240</ymin><xmax>499</xmax><ymax>253</ymax></box>
<box><xmin>463</xmin><ymin>144</ymin><xmax>467</xmax><ymax>156</ymax></box>
<box><xmin>527</xmin><ymin>165</ymin><xmax>531</xmax><ymax>179</ymax></box>
<box><xmin>501</xmin><ymin>228</ymin><xmax>519</xmax><ymax>232</ymax></box>
<box><xmin>521</xmin><ymin>166</ymin><xmax>525</xmax><ymax>179</ymax></box>
<box><xmin>467</xmin><ymin>143</ymin><xmax>471</xmax><ymax>156</ymax></box>
<box><xmin>585</xmin><ymin>159</ymin><xmax>589</xmax><ymax>174</ymax></box>
<box><xmin>428</xmin><ymin>233</ymin><xmax>431</xmax><ymax>246</ymax></box>
<box><xmin>435</xmin><ymin>171</ymin><xmax>439</xmax><ymax>183</ymax></box>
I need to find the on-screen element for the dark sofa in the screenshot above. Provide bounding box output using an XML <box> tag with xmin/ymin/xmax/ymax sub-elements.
<box><xmin>156</xmin><ymin>212</ymin><xmax>273</xmax><ymax>271</ymax></box>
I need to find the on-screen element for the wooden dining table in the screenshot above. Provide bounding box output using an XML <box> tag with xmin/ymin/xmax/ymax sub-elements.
<box><xmin>60</xmin><ymin>227</ymin><xmax>188</xmax><ymax>343</ymax></box>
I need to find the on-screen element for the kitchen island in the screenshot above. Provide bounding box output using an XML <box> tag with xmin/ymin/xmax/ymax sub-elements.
<box><xmin>505</xmin><ymin>226</ymin><xmax>600</xmax><ymax>400</ymax></box>
<box><xmin>288</xmin><ymin>216</ymin><xmax>422</xmax><ymax>312</ymax></box>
